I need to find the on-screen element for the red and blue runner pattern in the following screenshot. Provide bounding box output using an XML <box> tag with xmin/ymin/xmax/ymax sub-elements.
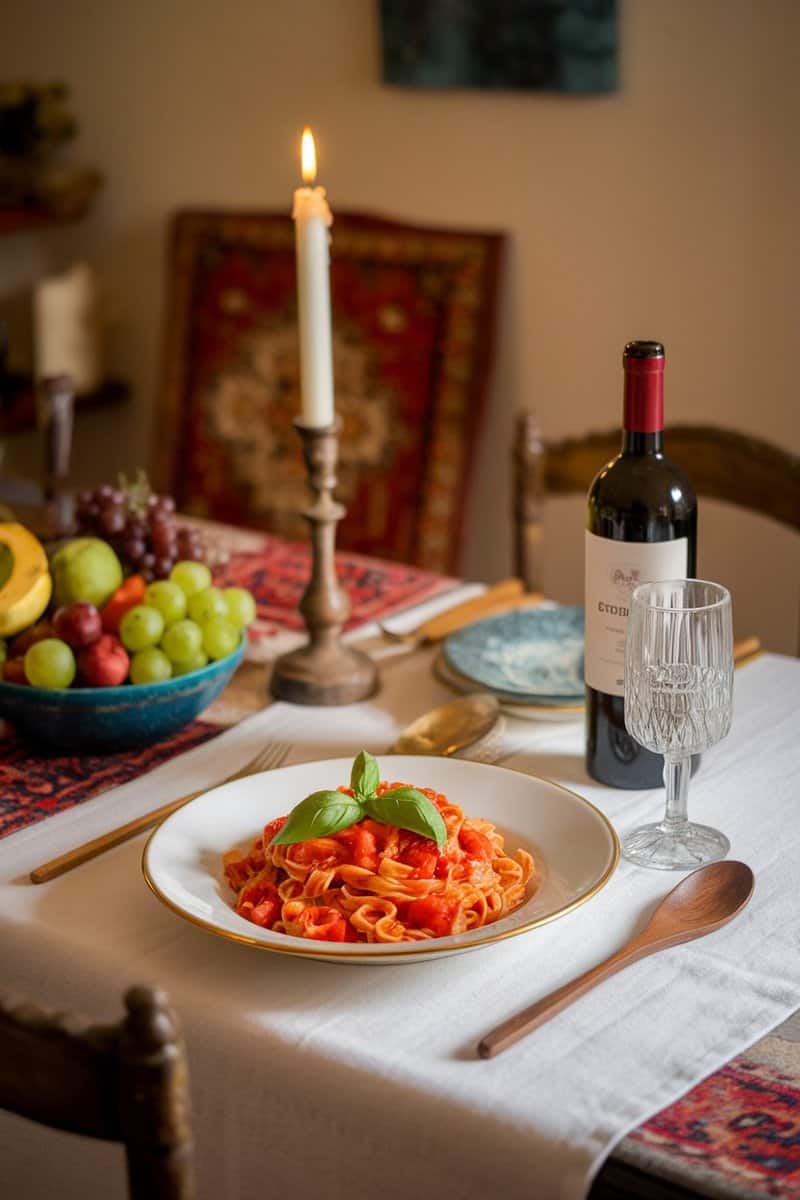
<box><xmin>621</xmin><ymin>1056</ymin><xmax>800</xmax><ymax>1196</ymax></box>
<box><xmin>0</xmin><ymin>721</ymin><xmax>220</xmax><ymax>839</ymax></box>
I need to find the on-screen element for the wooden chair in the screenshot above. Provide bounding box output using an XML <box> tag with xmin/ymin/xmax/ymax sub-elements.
<box><xmin>156</xmin><ymin>209</ymin><xmax>504</xmax><ymax>575</ymax></box>
<box><xmin>0</xmin><ymin>984</ymin><xmax>195</xmax><ymax>1200</ymax></box>
<box><xmin>513</xmin><ymin>415</ymin><xmax>800</xmax><ymax>641</ymax></box>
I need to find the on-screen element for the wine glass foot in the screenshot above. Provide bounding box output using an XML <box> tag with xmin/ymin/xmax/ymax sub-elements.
<box><xmin>621</xmin><ymin>821</ymin><xmax>730</xmax><ymax>870</ymax></box>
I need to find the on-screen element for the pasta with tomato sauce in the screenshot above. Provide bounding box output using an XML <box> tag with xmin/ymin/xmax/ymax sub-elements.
<box><xmin>223</xmin><ymin>781</ymin><xmax>534</xmax><ymax>943</ymax></box>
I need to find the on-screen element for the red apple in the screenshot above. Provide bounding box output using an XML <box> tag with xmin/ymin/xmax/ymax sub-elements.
<box><xmin>3</xmin><ymin>658</ymin><xmax>29</xmax><ymax>685</ymax></box>
<box><xmin>77</xmin><ymin>634</ymin><xmax>130</xmax><ymax>687</ymax></box>
<box><xmin>53</xmin><ymin>602</ymin><xmax>103</xmax><ymax>650</ymax></box>
<box><xmin>9</xmin><ymin>620</ymin><xmax>53</xmax><ymax>658</ymax></box>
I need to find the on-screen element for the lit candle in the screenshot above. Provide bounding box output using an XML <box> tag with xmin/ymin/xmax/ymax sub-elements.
<box><xmin>292</xmin><ymin>127</ymin><xmax>335</xmax><ymax>428</ymax></box>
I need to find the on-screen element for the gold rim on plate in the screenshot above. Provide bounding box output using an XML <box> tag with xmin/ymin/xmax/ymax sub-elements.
<box><xmin>141</xmin><ymin>761</ymin><xmax>619</xmax><ymax>960</ymax></box>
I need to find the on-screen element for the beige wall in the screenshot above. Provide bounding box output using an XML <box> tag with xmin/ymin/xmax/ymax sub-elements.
<box><xmin>1</xmin><ymin>0</ymin><xmax>797</xmax><ymax>650</ymax></box>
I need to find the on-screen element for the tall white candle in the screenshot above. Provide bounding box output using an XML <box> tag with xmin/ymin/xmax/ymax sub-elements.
<box><xmin>292</xmin><ymin>127</ymin><xmax>335</xmax><ymax>428</ymax></box>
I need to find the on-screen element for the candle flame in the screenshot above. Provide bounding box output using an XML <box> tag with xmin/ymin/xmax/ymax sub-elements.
<box><xmin>301</xmin><ymin>127</ymin><xmax>317</xmax><ymax>184</ymax></box>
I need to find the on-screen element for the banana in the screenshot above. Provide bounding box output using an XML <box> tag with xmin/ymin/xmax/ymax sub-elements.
<box><xmin>0</xmin><ymin>523</ymin><xmax>53</xmax><ymax>637</ymax></box>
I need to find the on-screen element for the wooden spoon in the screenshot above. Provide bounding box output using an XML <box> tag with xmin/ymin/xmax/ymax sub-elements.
<box><xmin>478</xmin><ymin>860</ymin><xmax>755</xmax><ymax>1059</ymax></box>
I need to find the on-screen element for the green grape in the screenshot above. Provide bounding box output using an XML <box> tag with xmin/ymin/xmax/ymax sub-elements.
<box><xmin>223</xmin><ymin>587</ymin><xmax>256</xmax><ymax>629</ymax></box>
<box><xmin>201</xmin><ymin>618</ymin><xmax>240</xmax><ymax>661</ymax></box>
<box><xmin>161</xmin><ymin>619</ymin><xmax>204</xmax><ymax>666</ymax></box>
<box><xmin>146</xmin><ymin>580</ymin><xmax>187</xmax><ymax>626</ymax></box>
<box><xmin>24</xmin><ymin>638</ymin><xmax>76</xmax><ymax>689</ymax></box>
<box><xmin>187</xmin><ymin>586</ymin><xmax>229</xmax><ymax>625</ymax></box>
<box><xmin>129</xmin><ymin>647</ymin><xmax>172</xmax><ymax>685</ymax></box>
<box><xmin>119</xmin><ymin>605</ymin><xmax>165</xmax><ymax>652</ymax></box>
<box><xmin>170</xmin><ymin>560</ymin><xmax>212</xmax><ymax>599</ymax></box>
<box><xmin>171</xmin><ymin>649</ymin><xmax>209</xmax><ymax>676</ymax></box>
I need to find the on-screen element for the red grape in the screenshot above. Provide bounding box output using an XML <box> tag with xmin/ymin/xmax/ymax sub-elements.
<box><xmin>152</xmin><ymin>530</ymin><xmax>176</xmax><ymax>558</ymax></box>
<box><xmin>153</xmin><ymin>556</ymin><xmax>173</xmax><ymax>580</ymax></box>
<box><xmin>124</xmin><ymin>537</ymin><xmax>147</xmax><ymax>562</ymax></box>
<box><xmin>100</xmin><ymin>507</ymin><xmax>126</xmax><ymax>535</ymax></box>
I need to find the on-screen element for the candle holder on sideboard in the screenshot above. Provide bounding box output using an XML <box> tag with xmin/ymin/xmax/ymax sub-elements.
<box><xmin>270</xmin><ymin>419</ymin><xmax>378</xmax><ymax>706</ymax></box>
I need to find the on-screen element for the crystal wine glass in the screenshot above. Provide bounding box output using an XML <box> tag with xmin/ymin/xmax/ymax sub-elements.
<box><xmin>622</xmin><ymin>579</ymin><xmax>734</xmax><ymax>869</ymax></box>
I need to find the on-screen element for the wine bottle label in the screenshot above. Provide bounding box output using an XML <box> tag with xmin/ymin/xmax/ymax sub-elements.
<box><xmin>584</xmin><ymin>531</ymin><xmax>689</xmax><ymax>697</ymax></box>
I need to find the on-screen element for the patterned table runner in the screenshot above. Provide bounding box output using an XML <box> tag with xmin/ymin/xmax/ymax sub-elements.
<box><xmin>0</xmin><ymin>721</ymin><xmax>221</xmax><ymax>839</ymax></box>
<box><xmin>0</xmin><ymin>533</ymin><xmax>451</xmax><ymax>840</ymax></box>
<box><xmin>602</xmin><ymin>1013</ymin><xmax>800</xmax><ymax>1198</ymax></box>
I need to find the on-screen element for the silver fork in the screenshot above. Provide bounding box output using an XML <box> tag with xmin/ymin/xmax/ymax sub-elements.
<box><xmin>29</xmin><ymin>740</ymin><xmax>293</xmax><ymax>884</ymax></box>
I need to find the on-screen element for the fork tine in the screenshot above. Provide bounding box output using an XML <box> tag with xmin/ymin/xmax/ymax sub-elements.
<box><xmin>262</xmin><ymin>741</ymin><xmax>291</xmax><ymax>771</ymax></box>
<box><xmin>242</xmin><ymin>740</ymin><xmax>291</xmax><ymax>778</ymax></box>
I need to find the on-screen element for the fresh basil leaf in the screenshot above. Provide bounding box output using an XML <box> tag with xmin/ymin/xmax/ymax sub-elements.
<box><xmin>364</xmin><ymin>786</ymin><xmax>447</xmax><ymax>849</ymax></box>
<box><xmin>269</xmin><ymin>790</ymin><xmax>363</xmax><ymax>846</ymax></box>
<box><xmin>350</xmin><ymin>749</ymin><xmax>380</xmax><ymax>801</ymax></box>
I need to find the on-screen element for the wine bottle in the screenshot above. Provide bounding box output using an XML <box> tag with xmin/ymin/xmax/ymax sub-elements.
<box><xmin>585</xmin><ymin>341</ymin><xmax>697</xmax><ymax>788</ymax></box>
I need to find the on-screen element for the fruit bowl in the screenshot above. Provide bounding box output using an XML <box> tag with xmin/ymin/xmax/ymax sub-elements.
<box><xmin>0</xmin><ymin>637</ymin><xmax>245</xmax><ymax>751</ymax></box>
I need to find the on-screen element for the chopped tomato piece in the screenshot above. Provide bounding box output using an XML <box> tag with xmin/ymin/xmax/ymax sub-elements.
<box><xmin>434</xmin><ymin>854</ymin><xmax>451</xmax><ymax>880</ymax></box>
<box><xmin>459</xmin><ymin>827</ymin><xmax>494</xmax><ymax>862</ymax></box>
<box><xmin>297</xmin><ymin>906</ymin><xmax>348</xmax><ymax>942</ymax></box>
<box><xmin>292</xmin><ymin>838</ymin><xmax>345</xmax><ymax>865</ymax></box>
<box><xmin>338</xmin><ymin>826</ymin><xmax>378</xmax><ymax>870</ymax></box>
<box><xmin>248</xmin><ymin>897</ymin><xmax>278</xmax><ymax>927</ymax></box>
<box><xmin>100</xmin><ymin>575</ymin><xmax>147</xmax><ymax>635</ymax></box>
<box><xmin>360</xmin><ymin>818</ymin><xmax>390</xmax><ymax>850</ymax></box>
<box><xmin>406</xmin><ymin>896</ymin><xmax>459</xmax><ymax>937</ymax></box>
<box><xmin>353</xmin><ymin>828</ymin><xmax>378</xmax><ymax>870</ymax></box>
<box><xmin>263</xmin><ymin>816</ymin><xmax>287</xmax><ymax>846</ymax></box>
<box><xmin>401</xmin><ymin>839</ymin><xmax>439</xmax><ymax>878</ymax></box>
<box><xmin>237</xmin><ymin>878</ymin><xmax>280</xmax><ymax>928</ymax></box>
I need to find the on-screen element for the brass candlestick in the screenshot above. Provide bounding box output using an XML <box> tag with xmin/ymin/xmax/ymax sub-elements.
<box><xmin>270</xmin><ymin>420</ymin><xmax>378</xmax><ymax>705</ymax></box>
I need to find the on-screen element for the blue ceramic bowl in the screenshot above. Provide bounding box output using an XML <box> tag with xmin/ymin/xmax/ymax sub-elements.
<box><xmin>0</xmin><ymin>638</ymin><xmax>245</xmax><ymax>751</ymax></box>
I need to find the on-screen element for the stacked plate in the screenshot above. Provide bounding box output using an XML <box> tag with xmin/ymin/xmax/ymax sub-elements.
<box><xmin>436</xmin><ymin>605</ymin><xmax>585</xmax><ymax>720</ymax></box>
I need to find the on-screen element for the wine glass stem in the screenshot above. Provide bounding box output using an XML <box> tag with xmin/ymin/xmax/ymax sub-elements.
<box><xmin>662</xmin><ymin>755</ymin><xmax>690</xmax><ymax>832</ymax></box>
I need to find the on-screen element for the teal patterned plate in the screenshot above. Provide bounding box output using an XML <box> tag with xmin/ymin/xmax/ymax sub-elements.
<box><xmin>443</xmin><ymin>606</ymin><xmax>584</xmax><ymax>701</ymax></box>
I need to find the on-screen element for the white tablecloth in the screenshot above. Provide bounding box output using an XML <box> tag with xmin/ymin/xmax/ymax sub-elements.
<box><xmin>1</xmin><ymin>621</ymin><xmax>799</xmax><ymax>1200</ymax></box>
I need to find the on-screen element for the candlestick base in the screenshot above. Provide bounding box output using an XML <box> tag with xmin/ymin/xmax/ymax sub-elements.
<box><xmin>269</xmin><ymin>418</ymin><xmax>378</xmax><ymax>706</ymax></box>
<box><xmin>270</xmin><ymin>641</ymin><xmax>377</xmax><ymax>706</ymax></box>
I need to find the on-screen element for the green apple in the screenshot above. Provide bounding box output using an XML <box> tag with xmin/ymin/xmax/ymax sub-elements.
<box><xmin>51</xmin><ymin>537</ymin><xmax>124</xmax><ymax>609</ymax></box>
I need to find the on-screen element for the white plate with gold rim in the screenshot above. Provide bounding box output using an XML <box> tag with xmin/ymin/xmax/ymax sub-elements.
<box><xmin>143</xmin><ymin>755</ymin><xmax>618</xmax><ymax>965</ymax></box>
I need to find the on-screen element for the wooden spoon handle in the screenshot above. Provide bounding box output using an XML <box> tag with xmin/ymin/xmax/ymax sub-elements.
<box><xmin>417</xmin><ymin>578</ymin><xmax>527</xmax><ymax>641</ymax></box>
<box><xmin>733</xmin><ymin>636</ymin><xmax>761</xmax><ymax>665</ymax></box>
<box><xmin>478</xmin><ymin>942</ymin><xmax>650</xmax><ymax>1059</ymax></box>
